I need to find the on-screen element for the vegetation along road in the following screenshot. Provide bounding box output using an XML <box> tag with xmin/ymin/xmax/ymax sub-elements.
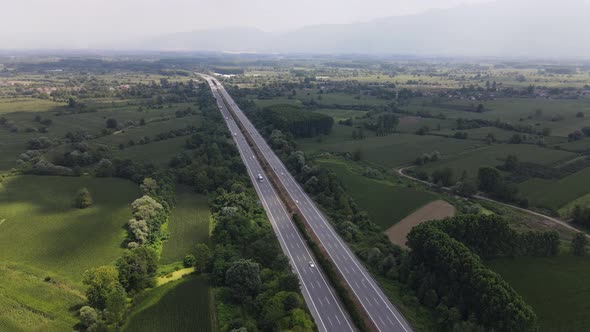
<box><xmin>207</xmin><ymin>74</ymin><xmax>413</xmax><ymax>332</ymax></box>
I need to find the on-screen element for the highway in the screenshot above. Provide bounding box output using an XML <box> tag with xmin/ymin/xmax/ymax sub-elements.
<box><xmin>203</xmin><ymin>74</ymin><xmax>413</xmax><ymax>332</ymax></box>
<box><xmin>204</xmin><ymin>76</ymin><xmax>355</xmax><ymax>332</ymax></box>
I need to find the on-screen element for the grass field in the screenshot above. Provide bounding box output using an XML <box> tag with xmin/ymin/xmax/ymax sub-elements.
<box><xmin>161</xmin><ymin>186</ymin><xmax>210</xmax><ymax>264</ymax></box>
<box><xmin>488</xmin><ymin>255</ymin><xmax>590</xmax><ymax>332</ymax></box>
<box><xmin>0</xmin><ymin>175</ymin><xmax>138</xmax><ymax>284</ymax></box>
<box><xmin>309</xmin><ymin>133</ymin><xmax>480</xmax><ymax>167</ymax></box>
<box><xmin>112</xmin><ymin>136</ymin><xmax>190</xmax><ymax>167</ymax></box>
<box><xmin>123</xmin><ymin>276</ymin><xmax>213</xmax><ymax>332</ymax></box>
<box><xmin>418</xmin><ymin>143</ymin><xmax>577</xmax><ymax>181</ymax></box>
<box><xmin>312</xmin><ymin>108</ymin><xmax>367</xmax><ymax>121</ymax></box>
<box><xmin>318</xmin><ymin>159</ymin><xmax>437</xmax><ymax>229</ymax></box>
<box><xmin>519</xmin><ymin>167</ymin><xmax>590</xmax><ymax>210</ymax></box>
<box><xmin>0</xmin><ymin>263</ymin><xmax>84</xmax><ymax>332</ymax></box>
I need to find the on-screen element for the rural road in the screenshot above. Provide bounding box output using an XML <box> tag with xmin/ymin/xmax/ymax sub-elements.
<box><xmin>203</xmin><ymin>74</ymin><xmax>413</xmax><ymax>332</ymax></box>
<box><xmin>203</xmin><ymin>76</ymin><xmax>355</xmax><ymax>332</ymax></box>
<box><xmin>397</xmin><ymin>166</ymin><xmax>588</xmax><ymax>237</ymax></box>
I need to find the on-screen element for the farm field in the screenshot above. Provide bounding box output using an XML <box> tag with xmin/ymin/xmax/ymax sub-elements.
<box><xmin>160</xmin><ymin>186</ymin><xmax>211</xmax><ymax>264</ymax></box>
<box><xmin>519</xmin><ymin>167</ymin><xmax>590</xmax><ymax>211</ymax></box>
<box><xmin>0</xmin><ymin>263</ymin><xmax>84</xmax><ymax>332</ymax></box>
<box><xmin>312</xmin><ymin>108</ymin><xmax>367</xmax><ymax>121</ymax></box>
<box><xmin>123</xmin><ymin>276</ymin><xmax>214</xmax><ymax>332</ymax></box>
<box><xmin>318</xmin><ymin>158</ymin><xmax>437</xmax><ymax>229</ymax></box>
<box><xmin>112</xmin><ymin>136</ymin><xmax>190</xmax><ymax>166</ymax></box>
<box><xmin>310</xmin><ymin>133</ymin><xmax>480</xmax><ymax>167</ymax></box>
<box><xmin>0</xmin><ymin>175</ymin><xmax>138</xmax><ymax>284</ymax></box>
<box><xmin>418</xmin><ymin>143</ymin><xmax>577</xmax><ymax>181</ymax></box>
<box><xmin>488</xmin><ymin>255</ymin><xmax>590</xmax><ymax>332</ymax></box>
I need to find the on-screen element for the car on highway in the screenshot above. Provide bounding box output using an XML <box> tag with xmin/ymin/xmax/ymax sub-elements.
<box><xmin>308</xmin><ymin>261</ymin><xmax>315</xmax><ymax>268</ymax></box>
<box><xmin>257</xmin><ymin>174</ymin><xmax>264</xmax><ymax>181</ymax></box>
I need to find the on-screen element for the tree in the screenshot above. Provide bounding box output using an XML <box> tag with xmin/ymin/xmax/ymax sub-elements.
<box><xmin>572</xmin><ymin>233</ymin><xmax>588</xmax><ymax>256</ymax></box>
<box><xmin>106</xmin><ymin>118</ymin><xmax>118</xmax><ymax>129</ymax></box>
<box><xmin>183</xmin><ymin>254</ymin><xmax>196</xmax><ymax>268</ymax></box>
<box><xmin>478</xmin><ymin>167</ymin><xmax>501</xmax><ymax>193</ymax></box>
<box><xmin>140</xmin><ymin>177</ymin><xmax>159</xmax><ymax>196</ymax></box>
<box><xmin>104</xmin><ymin>283</ymin><xmax>127</xmax><ymax>325</ymax></box>
<box><xmin>74</xmin><ymin>187</ymin><xmax>93</xmax><ymax>209</ymax></box>
<box><xmin>82</xmin><ymin>266</ymin><xmax>120</xmax><ymax>309</ymax></box>
<box><xmin>116</xmin><ymin>246</ymin><xmax>158</xmax><ymax>292</ymax></box>
<box><xmin>95</xmin><ymin>159</ymin><xmax>114</xmax><ymax>177</ymax></box>
<box><xmin>576</xmin><ymin>112</ymin><xmax>585</xmax><ymax>118</ymax></box>
<box><xmin>79</xmin><ymin>306</ymin><xmax>98</xmax><ymax>328</ymax></box>
<box><xmin>225</xmin><ymin>259</ymin><xmax>261</xmax><ymax>302</ymax></box>
<box><xmin>432</xmin><ymin>167</ymin><xmax>454</xmax><ymax>187</ymax></box>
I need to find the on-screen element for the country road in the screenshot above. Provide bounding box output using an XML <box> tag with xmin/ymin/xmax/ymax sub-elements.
<box><xmin>203</xmin><ymin>74</ymin><xmax>413</xmax><ymax>332</ymax></box>
<box><xmin>397</xmin><ymin>166</ymin><xmax>588</xmax><ymax>237</ymax></box>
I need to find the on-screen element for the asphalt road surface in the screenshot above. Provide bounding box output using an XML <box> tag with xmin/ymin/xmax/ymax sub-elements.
<box><xmin>202</xmin><ymin>74</ymin><xmax>413</xmax><ymax>332</ymax></box>
<box><xmin>204</xmin><ymin>76</ymin><xmax>355</xmax><ymax>332</ymax></box>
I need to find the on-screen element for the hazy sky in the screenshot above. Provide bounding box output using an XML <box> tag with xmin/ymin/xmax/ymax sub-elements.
<box><xmin>0</xmin><ymin>0</ymin><xmax>491</xmax><ymax>48</ymax></box>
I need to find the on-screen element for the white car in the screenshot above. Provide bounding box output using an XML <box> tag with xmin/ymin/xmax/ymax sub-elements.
<box><xmin>233</xmin><ymin>132</ymin><xmax>237</xmax><ymax>136</ymax></box>
<box><xmin>257</xmin><ymin>174</ymin><xmax>263</xmax><ymax>181</ymax></box>
<box><xmin>308</xmin><ymin>261</ymin><xmax>315</xmax><ymax>268</ymax></box>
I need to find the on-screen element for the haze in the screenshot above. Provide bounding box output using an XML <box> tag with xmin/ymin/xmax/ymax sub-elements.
<box><xmin>0</xmin><ymin>0</ymin><xmax>490</xmax><ymax>48</ymax></box>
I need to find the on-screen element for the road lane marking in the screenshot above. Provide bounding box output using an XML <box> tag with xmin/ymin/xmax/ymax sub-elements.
<box><xmin>335</xmin><ymin>315</ymin><xmax>341</xmax><ymax>325</ymax></box>
<box><xmin>327</xmin><ymin>316</ymin><xmax>333</xmax><ymax>326</ymax></box>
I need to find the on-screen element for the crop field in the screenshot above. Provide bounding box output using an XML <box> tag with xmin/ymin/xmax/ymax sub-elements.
<box><xmin>553</xmin><ymin>138</ymin><xmax>590</xmax><ymax>153</ymax></box>
<box><xmin>111</xmin><ymin>136</ymin><xmax>190</xmax><ymax>166</ymax></box>
<box><xmin>123</xmin><ymin>276</ymin><xmax>213</xmax><ymax>332</ymax></box>
<box><xmin>431</xmin><ymin>126</ymin><xmax>522</xmax><ymax>142</ymax></box>
<box><xmin>0</xmin><ymin>175</ymin><xmax>138</xmax><ymax>284</ymax></box>
<box><xmin>396</xmin><ymin>116</ymin><xmax>455</xmax><ymax>134</ymax></box>
<box><xmin>0</xmin><ymin>98</ymin><xmax>64</xmax><ymax>114</ymax></box>
<box><xmin>312</xmin><ymin>108</ymin><xmax>367</xmax><ymax>121</ymax></box>
<box><xmin>488</xmin><ymin>255</ymin><xmax>590</xmax><ymax>332</ymax></box>
<box><xmin>418</xmin><ymin>144</ymin><xmax>577</xmax><ymax>181</ymax></box>
<box><xmin>311</xmin><ymin>133</ymin><xmax>480</xmax><ymax>167</ymax></box>
<box><xmin>161</xmin><ymin>186</ymin><xmax>210</xmax><ymax>264</ymax></box>
<box><xmin>318</xmin><ymin>158</ymin><xmax>437</xmax><ymax>229</ymax></box>
<box><xmin>519</xmin><ymin>167</ymin><xmax>590</xmax><ymax>211</ymax></box>
<box><xmin>0</xmin><ymin>263</ymin><xmax>84</xmax><ymax>332</ymax></box>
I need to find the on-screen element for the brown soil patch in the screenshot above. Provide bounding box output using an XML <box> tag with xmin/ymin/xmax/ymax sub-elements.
<box><xmin>386</xmin><ymin>200</ymin><xmax>455</xmax><ymax>248</ymax></box>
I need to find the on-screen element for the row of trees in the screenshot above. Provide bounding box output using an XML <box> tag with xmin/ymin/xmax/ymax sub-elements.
<box><xmin>405</xmin><ymin>222</ymin><xmax>538</xmax><ymax>331</ymax></box>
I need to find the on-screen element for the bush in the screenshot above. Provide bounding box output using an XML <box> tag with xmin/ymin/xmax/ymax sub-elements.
<box><xmin>74</xmin><ymin>187</ymin><xmax>93</xmax><ymax>209</ymax></box>
<box><xmin>183</xmin><ymin>254</ymin><xmax>196</xmax><ymax>267</ymax></box>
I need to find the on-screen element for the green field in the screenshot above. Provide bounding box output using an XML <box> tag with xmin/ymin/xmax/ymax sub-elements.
<box><xmin>309</xmin><ymin>133</ymin><xmax>480</xmax><ymax>167</ymax></box>
<box><xmin>0</xmin><ymin>263</ymin><xmax>84</xmax><ymax>332</ymax></box>
<box><xmin>112</xmin><ymin>136</ymin><xmax>191</xmax><ymax>167</ymax></box>
<box><xmin>0</xmin><ymin>175</ymin><xmax>138</xmax><ymax>331</ymax></box>
<box><xmin>312</xmin><ymin>108</ymin><xmax>367</xmax><ymax>121</ymax></box>
<box><xmin>488</xmin><ymin>255</ymin><xmax>590</xmax><ymax>332</ymax></box>
<box><xmin>161</xmin><ymin>186</ymin><xmax>210</xmax><ymax>264</ymax></box>
<box><xmin>123</xmin><ymin>276</ymin><xmax>214</xmax><ymax>332</ymax></box>
<box><xmin>318</xmin><ymin>159</ymin><xmax>437</xmax><ymax>229</ymax></box>
<box><xmin>0</xmin><ymin>175</ymin><xmax>138</xmax><ymax>283</ymax></box>
<box><xmin>519</xmin><ymin>167</ymin><xmax>590</xmax><ymax>210</ymax></box>
<box><xmin>418</xmin><ymin>143</ymin><xmax>577</xmax><ymax>180</ymax></box>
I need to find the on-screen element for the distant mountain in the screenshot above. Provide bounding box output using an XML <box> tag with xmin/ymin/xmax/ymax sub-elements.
<box><xmin>137</xmin><ymin>0</ymin><xmax>590</xmax><ymax>57</ymax></box>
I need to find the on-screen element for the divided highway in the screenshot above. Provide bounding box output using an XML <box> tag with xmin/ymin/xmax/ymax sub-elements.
<box><xmin>204</xmin><ymin>76</ymin><xmax>355</xmax><ymax>332</ymax></box>
<box><xmin>203</xmin><ymin>74</ymin><xmax>413</xmax><ymax>332</ymax></box>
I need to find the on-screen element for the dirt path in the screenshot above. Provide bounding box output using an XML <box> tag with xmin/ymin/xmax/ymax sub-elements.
<box><xmin>386</xmin><ymin>200</ymin><xmax>456</xmax><ymax>248</ymax></box>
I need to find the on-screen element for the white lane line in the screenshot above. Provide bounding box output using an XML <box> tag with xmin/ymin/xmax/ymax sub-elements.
<box><xmin>373</xmin><ymin>297</ymin><xmax>380</xmax><ymax>305</ymax></box>
<box><xmin>354</xmin><ymin>280</ymin><xmax>360</xmax><ymax>288</ymax></box>
<box><xmin>296</xmin><ymin>242</ymin><xmax>301</xmax><ymax>249</ymax></box>
<box><xmin>325</xmin><ymin>296</ymin><xmax>331</xmax><ymax>305</ymax></box>
<box><xmin>335</xmin><ymin>315</ymin><xmax>341</xmax><ymax>325</ymax></box>
<box><xmin>379</xmin><ymin>316</ymin><xmax>386</xmax><ymax>326</ymax></box>
<box><xmin>327</xmin><ymin>316</ymin><xmax>333</xmax><ymax>327</ymax></box>
<box><xmin>316</xmin><ymin>281</ymin><xmax>322</xmax><ymax>289</ymax></box>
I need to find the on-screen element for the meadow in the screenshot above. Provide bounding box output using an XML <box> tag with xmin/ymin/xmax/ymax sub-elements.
<box><xmin>488</xmin><ymin>254</ymin><xmax>590</xmax><ymax>332</ymax></box>
<box><xmin>160</xmin><ymin>186</ymin><xmax>211</xmax><ymax>264</ymax></box>
<box><xmin>317</xmin><ymin>158</ymin><xmax>437</xmax><ymax>229</ymax></box>
<box><xmin>418</xmin><ymin>144</ymin><xmax>577</xmax><ymax>181</ymax></box>
<box><xmin>518</xmin><ymin>167</ymin><xmax>590</xmax><ymax>211</ymax></box>
<box><xmin>0</xmin><ymin>175</ymin><xmax>137</xmax><ymax>331</ymax></box>
<box><xmin>0</xmin><ymin>175</ymin><xmax>138</xmax><ymax>284</ymax></box>
<box><xmin>123</xmin><ymin>276</ymin><xmax>214</xmax><ymax>332</ymax></box>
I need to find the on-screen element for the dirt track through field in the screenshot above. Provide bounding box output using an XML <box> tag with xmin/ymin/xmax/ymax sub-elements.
<box><xmin>386</xmin><ymin>200</ymin><xmax>455</xmax><ymax>248</ymax></box>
